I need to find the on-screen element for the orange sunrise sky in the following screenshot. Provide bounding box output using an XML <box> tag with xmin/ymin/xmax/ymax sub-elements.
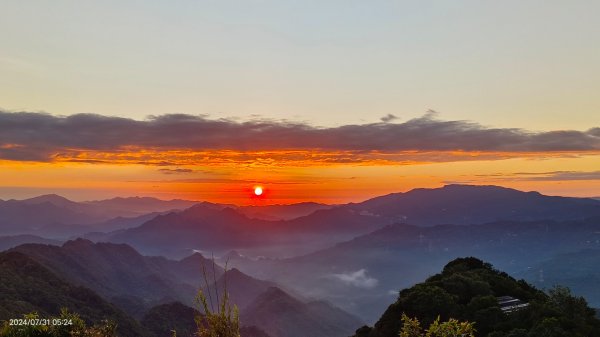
<box><xmin>1</xmin><ymin>1</ymin><xmax>599</xmax><ymax>204</ymax></box>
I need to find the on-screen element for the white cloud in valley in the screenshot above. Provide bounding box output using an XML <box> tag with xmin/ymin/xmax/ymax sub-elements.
<box><xmin>331</xmin><ymin>269</ymin><xmax>378</xmax><ymax>289</ymax></box>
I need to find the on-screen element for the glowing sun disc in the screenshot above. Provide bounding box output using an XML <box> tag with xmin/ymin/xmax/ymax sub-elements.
<box><xmin>254</xmin><ymin>186</ymin><xmax>263</xmax><ymax>196</ymax></box>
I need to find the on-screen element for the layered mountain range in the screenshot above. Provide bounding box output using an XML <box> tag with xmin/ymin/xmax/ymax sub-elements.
<box><xmin>73</xmin><ymin>185</ymin><xmax>600</xmax><ymax>258</ymax></box>
<box><xmin>5</xmin><ymin>239</ymin><xmax>361</xmax><ymax>337</ymax></box>
<box><xmin>2</xmin><ymin>184</ymin><xmax>600</xmax><ymax>336</ymax></box>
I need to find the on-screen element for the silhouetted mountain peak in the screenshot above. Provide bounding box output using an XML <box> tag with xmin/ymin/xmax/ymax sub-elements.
<box><xmin>195</xmin><ymin>201</ymin><xmax>232</xmax><ymax>209</ymax></box>
<box><xmin>221</xmin><ymin>206</ymin><xmax>246</xmax><ymax>216</ymax></box>
<box><xmin>351</xmin><ymin>184</ymin><xmax>600</xmax><ymax>226</ymax></box>
<box><xmin>223</xmin><ymin>250</ymin><xmax>244</xmax><ymax>260</ymax></box>
<box><xmin>258</xmin><ymin>287</ymin><xmax>297</xmax><ymax>303</ymax></box>
<box><xmin>59</xmin><ymin>239</ymin><xmax>142</xmax><ymax>261</ymax></box>
<box><xmin>225</xmin><ymin>267</ymin><xmax>243</xmax><ymax>275</ymax></box>
<box><xmin>62</xmin><ymin>238</ymin><xmax>95</xmax><ymax>248</ymax></box>
<box><xmin>106</xmin><ymin>196</ymin><xmax>157</xmax><ymax>202</ymax></box>
<box><xmin>179</xmin><ymin>252</ymin><xmax>208</xmax><ymax>263</ymax></box>
<box><xmin>219</xmin><ymin>268</ymin><xmax>253</xmax><ymax>283</ymax></box>
<box><xmin>21</xmin><ymin>194</ymin><xmax>84</xmax><ymax>211</ymax></box>
<box><xmin>443</xmin><ymin>183</ymin><xmax>507</xmax><ymax>190</ymax></box>
<box><xmin>243</xmin><ymin>286</ymin><xmax>362</xmax><ymax>337</ymax></box>
<box><xmin>24</xmin><ymin>194</ymin><xmax>74</xmax><ymax>204</ymax></box>
<box><xmin>183</xmin><ymin>204</ymin><xmax>245</xmax><ymax>218</ymax></box>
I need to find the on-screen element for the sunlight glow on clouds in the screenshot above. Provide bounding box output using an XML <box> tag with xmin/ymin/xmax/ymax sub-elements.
<box><xmin>1</xmin><ymin>110</ymin><xmax>598</xmax><ymax>165</ymax></box>
<box><xmin>1</xmin><ymin>110</ymin><xmax>599</xmax><ymax>203</ymax></box>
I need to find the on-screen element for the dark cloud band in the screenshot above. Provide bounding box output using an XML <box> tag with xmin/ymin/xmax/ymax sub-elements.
<box><xmin>0</xmin><ymin>110</ymin><xmax>599</xmax><ymax>162</ymax></box>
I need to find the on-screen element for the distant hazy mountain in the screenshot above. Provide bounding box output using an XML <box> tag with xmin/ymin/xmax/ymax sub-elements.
<box><xmin>0</xmin><ymin>234</ymin><xmax>61</xmax><ymax>251</ymax></box>
<box><xmin>345</xmin><ymin>184</ymin><xmax>600</xmax><ymax>226</ymax></box>
<box><xmin>141</xmin><ymin>280</ymin><xmax>359</xmax><ymax>337</ymax></box>
<box><xmin>101</xmin><ymin>203</ymin><xmax>384</xmax><ymax>258</ymax></box>
<box><xmin>9</xmin><ymin>239</ymin><xmax>328</xmax><ymax>320</ymax></box>
<box><xmin>22</xmin><ymin>194</ymin><xmax>88</xmax><ymax>211</ymax></box>
<box><xmin>102</xmin><ymin>205</ymin><xmax>273</xmax><ymax>257</ymax></box>
<box><xmin>90</xmin><ymin>185</ymin><xmax>600</xmax><ymax>258</ymax></box>
<box><xmin>206</xmin><ymin>268</ymin><xmax>279</xmax><ymax>310</ymax></box>
<box><xmin>6</xmin><ymin>184</ymin><xmax>597</xmax><ymax>240</ymax></box>
<box><xmin>8</xmin><ymin>239</ymin><xmax>360</xmax><ymax>336</ymax></box>
<box><xmin>0</xmin><ymin>251</ymin><xmax>149</xmax><ymax>337</ymax></box>
<box><xmin>83</xmin><ymin>196</ymin><xmax>199</xmax><ymax>217</ymax></box>
<box><xmin>237</xmin><ymin>202</ymin><xmax>332</xmax><ymax>220</ymax></box>
<box><xmin>231</xmin><ymin>216</ymin><xmax>600</xmax><ymax>322</ymax></box>
<box><xmin>9</xmin><ymin>239</ymin><xmax>219</xmax><ymax>315</ymax></box>
<box><xmin>519</xmin><ymin>248</ymin><xmax>600</xmax><ymax>308</ymax></box>
<box><xmin>0</xmin><ymin>194</ymin><xmax>199</xmax><ymax>237</ymax></box>
<box><xmin>36</xmin><ymin>212</ymin><xmax>165</xmax><ymax>239</ymax></box>
<box><xmin>242</xmin><ymin>287</ymin><xmax>363</xmax><ymax>337</ymax></box>
<box><xmin>0</xmin><ymin>198</ymin><xmax>102</xmax><ymax>234</ymax></box>
<box><xmin>22</xmin><ymin>194</ymin><xmax>198</xmax><ymax>218</ymax></box>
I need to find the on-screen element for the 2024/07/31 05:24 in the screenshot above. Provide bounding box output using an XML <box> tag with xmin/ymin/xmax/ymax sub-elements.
<box><xmin>9</xmin><ymin>318</ymin><xmax>73</xmax><ymax>326</ymax></box>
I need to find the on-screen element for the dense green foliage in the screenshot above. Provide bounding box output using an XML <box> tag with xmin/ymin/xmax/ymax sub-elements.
<box><xmin>398</xmin><ymin>314</ymin><xmax>475</xmax><ymax>337</ymax></box>
<box><xmin>356</xmin><ymin>257</ymin><xmax>600</xmax><ymax>337</ymax></box>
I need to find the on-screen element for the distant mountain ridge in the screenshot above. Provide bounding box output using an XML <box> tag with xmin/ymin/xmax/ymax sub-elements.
<box><xmin>100</xmin><ymin>203</ymin><xmax>385</xmax><ymax>258</ymax></box>
<box><xmin>346</xmin><ymin>184</ymin><xmax>600</xmax><ymax>226</ymax></box>
<box><xmin>0</xmin><ymin>199</ymin><xmax>102</xmax><ymax>234</ymax></box>
<box><xmin>0</xmin><ymin>195</ymin><xmax>200</xmax><ymax>237</ymax></box>
<box><xmin>242</xmin><ymin>286</ymin><xmax>363</xmax><ymax>337</ymax></box>
<box><xmin>519</xmin><ymin>248</ymin><xmax>600</xmax><ymax>308</ymax></box>
<box><xmin>4</xmin><ymin>184</ymin><xmax>597</xmax><ymax>236</ymax></box>
<box><xmin>206</xmin><ymin>268</ymin><xmax>279</xmax><ymax>310</ymax></box>
<box><xmin>0</xmin><ymin>194</ymin><xmax>335</xmax><ymax>239</ymax></box>
<box><xmin>3</xmin><ymin>185</ymin><xmax>600</xmax><ymax>336</ymax></box>
<box><xmin>228</xmin><ymin>216</ymin><xmax>600</xmax><ymax>322</ymax></box>
<box><xmin>9</xmin><ymin>239</ymin><xmax>220</xmax><ymax>316</ymax></box>
<box><xmin>89</xmin><ymin>185</ymin><xmax>600</xmax><ymax>258</ymax></box>
<box><xmin>237</xmin><ymin>202</ymin><xmax>332</xmax><ymax>220</ymax></box>
<box><xmin>0</xmin><ymin>234</ymin><xmax>62</xmax><ymax>251</ymax></box>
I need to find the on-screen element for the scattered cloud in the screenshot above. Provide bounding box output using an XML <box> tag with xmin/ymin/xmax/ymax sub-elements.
<box><xmin>1</xmin><ymin>110</ymin><xmax>598</xmax><ymax>165</ymax></box>
<box><xmin>331</xmin><ymin>269</ymin><xmax>379</xmax><ymax>289</ymax></box>
<box><xmin>158</xmin><ymin>168</ymin><xmax>194</xmax><ymax>174</ymax></box>
<box><xmin>514</xmin><ymin>171</ymin><xmax>600</xmax><ymax>181</ymax></box>
<box><xmin>380</xmin><ymin>114</ymin><xmax>399</xmax><ymax>123</ymax></box>
<box><xmin>445</xmin><ymin>170</ymin><xmax>600</xmax><ymax>185</ymax></box>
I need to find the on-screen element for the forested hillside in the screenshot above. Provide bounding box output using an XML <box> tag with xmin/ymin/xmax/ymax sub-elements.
<box><xmin>354</xmin><ymin>257</ymin><xmax>600</xmax><ymax>337</ymax></box>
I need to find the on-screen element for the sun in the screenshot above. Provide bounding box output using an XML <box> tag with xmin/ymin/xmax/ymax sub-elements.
<box><xmin>254</xmin><ymin>186</ymin><xmax>263</xmax><ymax>196</ymax></box>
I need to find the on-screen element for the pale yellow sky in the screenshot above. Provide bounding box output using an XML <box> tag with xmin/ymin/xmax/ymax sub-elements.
<box><xmin>1</xmin><ymin>1</ymin><xmax>599</xmax><ymax>130</ymax></box>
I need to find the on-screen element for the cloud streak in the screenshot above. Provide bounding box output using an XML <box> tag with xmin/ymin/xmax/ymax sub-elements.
<box><xmin>493</xmin><ymin>171</ymin><xmax>600</xmax><ymax>181</ymax></box>
<box><xmin>445</xmin><ymin>171</ymin><xmax>600</xmax><ymax>185</ymax></box>
<box><xmin>1</xmin><ymin>110</ymin><xmax>598</xmax><ymax>164</ymax></box>
<box><xmin>158</xmin><ymin>168</ymin><xmax>194</xmax><ymax>174</ymax></box>
<box><xmin>331</xmin><ymin>269</ymin><xmax>378</xmax><ymax>289</ymax></box>
<box><xmin>525</xmin><ymin>171</ymin><xmax>600</xmax><ymax>181</ymax></box>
